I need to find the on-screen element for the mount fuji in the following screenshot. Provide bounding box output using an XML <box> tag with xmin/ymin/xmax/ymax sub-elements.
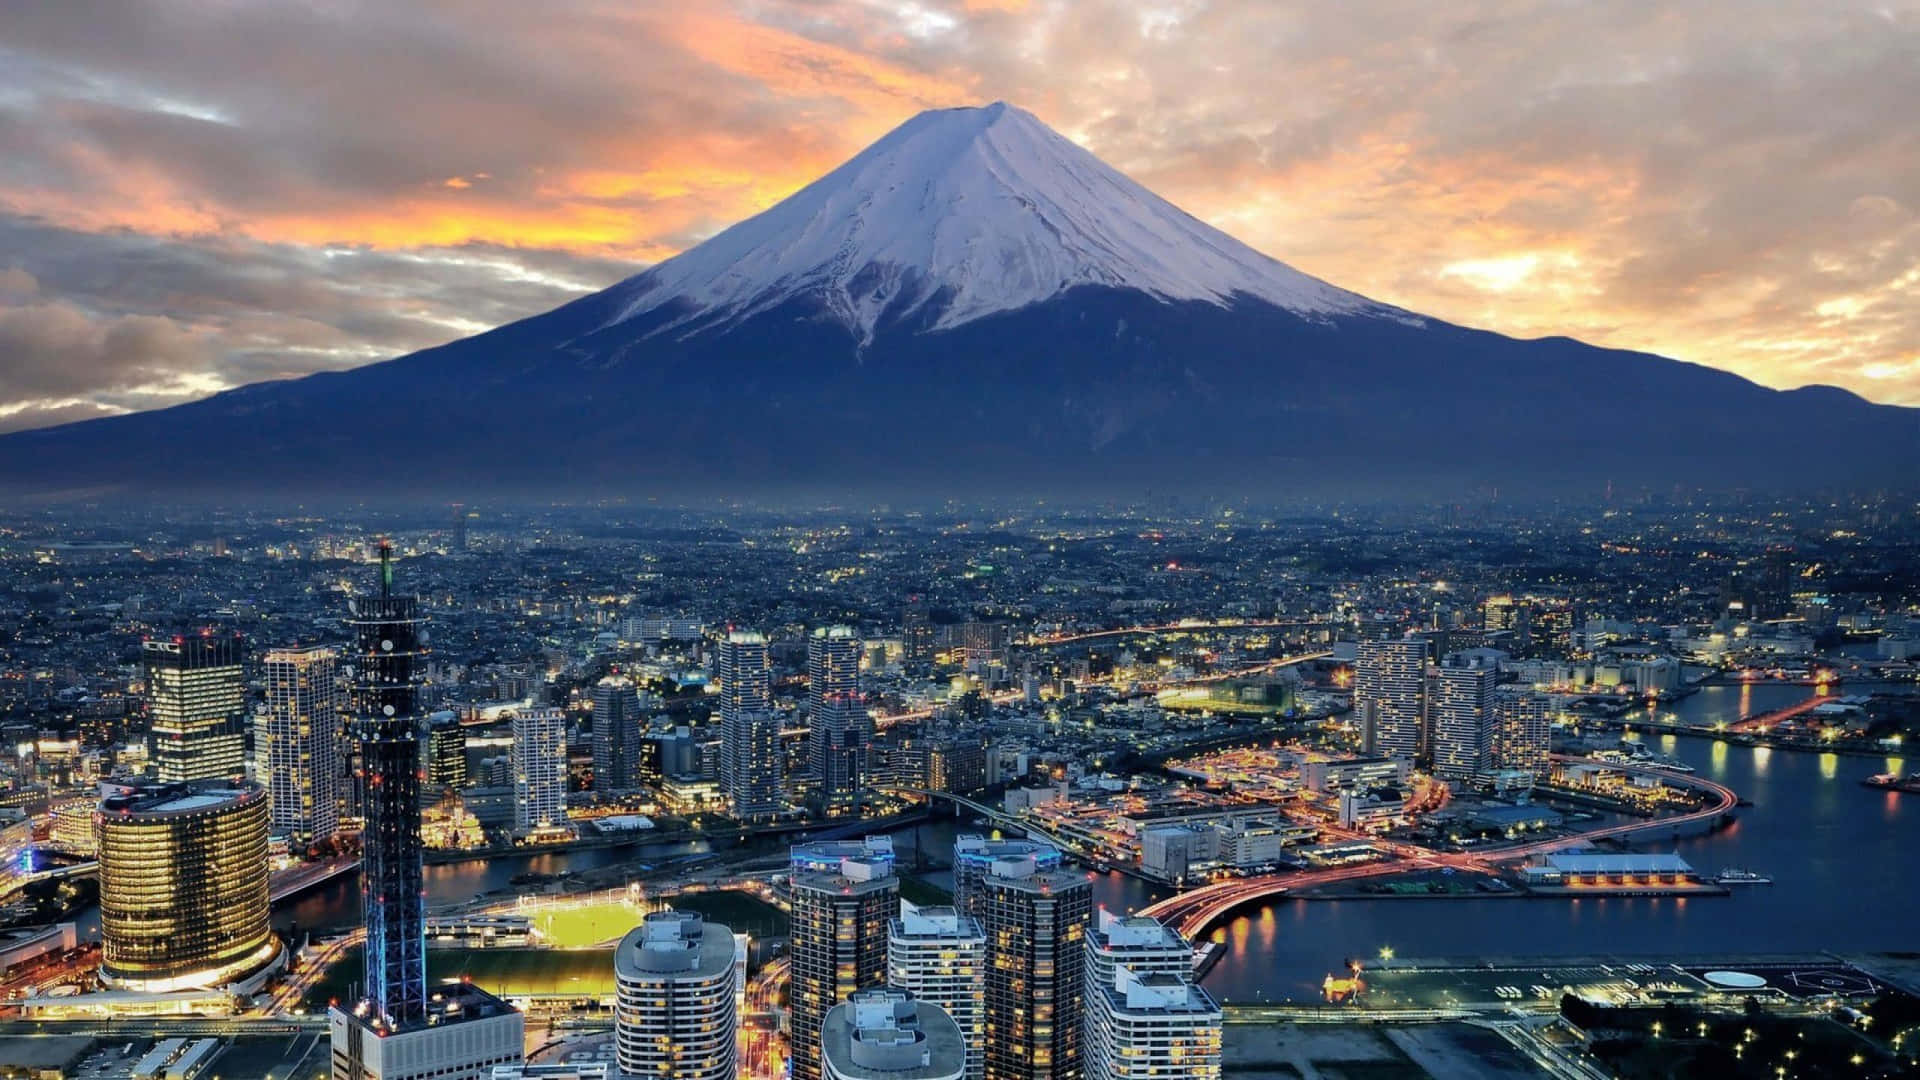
<box><xmin>0</xmin><ymin>102</ymin><xmax>1912</xmax><ymax>497</ymax></box>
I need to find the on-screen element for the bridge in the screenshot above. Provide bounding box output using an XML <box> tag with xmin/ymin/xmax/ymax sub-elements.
<box><xmin>880</xmin><ymin>787</ymin><xmax>1094</xmax><ymax>860</ymax></box>
<box><xmin>1139</xmin><ymin>755</ymin><xmax>1739</xmax><ymax>941</ymax></box>
<box><xmin>269</xmin><ymin>856</ymin><xmax>359</xmax><ymax>904</ymax></box>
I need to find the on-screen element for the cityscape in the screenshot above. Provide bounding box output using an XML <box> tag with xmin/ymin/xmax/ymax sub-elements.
<box><xmin>0</xmin><ymin>496</ymin><xmax>1913</xmax><ymax>1077</ymax></box>
<box><xmin>0</xmin><ymin>2</ymin><xmax>1917</xmax><ymax>1079</ymax></box>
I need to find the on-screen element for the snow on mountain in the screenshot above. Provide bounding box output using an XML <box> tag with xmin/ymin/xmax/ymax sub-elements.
<box><xmin>604</xmin><ymin>102</ymin><xmax>1411</xmax><ymax>344</ymax></box>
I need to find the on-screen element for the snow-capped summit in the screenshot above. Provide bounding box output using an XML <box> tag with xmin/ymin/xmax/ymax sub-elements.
<box><xmin>604</xmin><ymin>102</ymin><xmax>1404</xmax><ymax>343</ymax></box>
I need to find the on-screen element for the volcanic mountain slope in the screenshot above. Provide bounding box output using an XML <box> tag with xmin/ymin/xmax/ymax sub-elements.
<box><xmin>0</xmin><ymin>102</ymin><xmax>1910</xmax><ymax>496</ymax></box>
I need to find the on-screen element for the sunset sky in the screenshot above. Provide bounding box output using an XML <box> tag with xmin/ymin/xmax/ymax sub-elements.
<box><xmin>1</xmin><ymin>0</ymin><xmax>1915</xmax><ymax>433</ymax></box>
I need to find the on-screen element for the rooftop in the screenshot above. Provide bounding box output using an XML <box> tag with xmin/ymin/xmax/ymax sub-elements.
<box><xmin>615</xmin><ymin>910</ymin><xmax>735</xmax><ymax>979</ymax></box>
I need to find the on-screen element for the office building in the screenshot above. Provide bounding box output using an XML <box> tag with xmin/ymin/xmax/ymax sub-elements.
<box><xmin>614</xmin><ymin>910</ymin><xmax>738</xmax><ymax>1080</ymax></box>
<box><xmin>592</xmin><ymin>674</ymin><xmax>644</xmax><ymax>794</ymax></box>
<box><xmin>822</xmin><ymin>988</ymin><xmax>966</xmax><ymax>1080</ymax></box>
<box><xmin>979</xmin><ymin>854</ymin><xmax>1091</xmax><ymax>1080</ymax></box>
<box><xmin>809</xmin><ymin>626</ymin><xmax>868</xmax><ymax>817</ymax></box>
<box><xmin>1353</xmin><ymin>637</ymin><xmax>1427</xmax><ymax>762</ymax></box>
<box><xmin>951</xmin><ymin>836</ymin><xmax>1062</xmax><ymax>923</ymax></box>
<box><xmin>143</xmin><ymin>633</ymin><xmax>246</xmax><ymax>782</ymax></box>
<box><xmin>902</xmin><ymin>598</ymin><xmax>934</xmax><ymax>673</ymax></box>
<box><xmin>888</xmin><ymin>903</ymin><xmax>986</xmax><ymax>1080</ymax></box>
<box><xmin>718</xmin><ymin>631</ymin><xmax>782</xmax><ymax>821</ymax></box>
<box><xmin>97</xmin><ymin>780</ymin><xmax>282</xmax><ymax>993</ymax></box>
<box><xmin>261</xmin><ymin>645</ymin><xmax>343</xmax><ymax>846</ymax></box>
<box><xmin>1430</xmin><ymin>653</ymin><xmax>1499</xmax><ymax>781</ymax></box>
<box><xmin>789</xmin><ymin>840</ymin><xmax>899</xmax><ymax>1080</ymax></box>
<box><xmin>1084</xmin><ymin>912</ymin><xmax>1221</xmax><ymax>1080</ymax></box>
<box><xmin>426</xmin><ymin>712</ymin><xmax>468</xmax><ymax>789</ymax></box>
<box><xmin>333</xmin><ymin>546</ymin><xmax>522</xmax><ymax>1079</ymax></box>
<box><xmin>513</xmin><ymin>707</ymin><xmax>568</xmax><ymax>834</ymax></box>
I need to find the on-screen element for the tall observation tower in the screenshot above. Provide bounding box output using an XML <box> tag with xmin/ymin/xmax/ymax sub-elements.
<box><xmin>331</xmin><ymin>543</ymin><xmax>522</xmax><ymax>1078</ymax></box>
<box><xmin>346</xmin><ymin>541</ymin><xmax>429</xmax><ymax>1026</ymax></box>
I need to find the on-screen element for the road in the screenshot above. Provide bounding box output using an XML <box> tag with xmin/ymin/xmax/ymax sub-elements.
<box><xmin>1140</xmin><ymin>756</ymin><xmax>1739</xmax><ymax>940</ymax></box>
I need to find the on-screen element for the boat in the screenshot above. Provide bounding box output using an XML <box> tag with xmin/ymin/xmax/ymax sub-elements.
<box><xmin>1715</xmin><ymin>868</ymin><xmax>1773</xmax><ymax>885</ymax></box>
<box><xmin>1862</xmin><ymin>773</ymin><xmax>1920</xmax><ymax>794</ymax></box>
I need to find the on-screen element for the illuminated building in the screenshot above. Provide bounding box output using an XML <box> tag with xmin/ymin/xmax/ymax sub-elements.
<box><xmin>809</xmin><ymin>626</ymin><xmax>867</xmax><ymax>817</ymax></box>
<box><xmin>332</xmin><ymin>546</ymin><xmax>522</xmax><ymax>1079</ymax></box>
<box><xmin>789</xmin><ymin>840</ymin><xmax>898</xmax><ymax>1080</ymax></box>
<box><xmin>261</xmin><ymin>645</ymin><xmax>343</xmax><ymax>846</ymax></box>
<box><xmin>822</xmin><ymin>989</ymin><xmax>966</xmax><ymax>1080</ymax></box>
<box><xmin>717</xmin><ymin>631</ymin><xmax>781</xmax><ymax>821</ymax></box>
<box><xmin>513</xmin><ymin>707</ymin><xmax>568</xmax><ymax>834</ymax></box>
<box><xmin>1353</xmin><ymin>638</ymin><xmax>1427</xmax><ymax>763</ymax></box>
<box><xmin>1497</xmin><ymin>691</ymin><xmax>1553</xmax><ymax>779</ymax></box>
<box><xmin>96</xmin><ymin>780</ymin><xmax>283</xmax><ymax>993</ymax></box>
<box><xmin>613</xmin><ymin>910</ymin><xmax>738</xmax><ymax>1080</ymax></box>
<box><xmin>426</xmin><ymin>712</ymin><xmax>468</xmax><ymax>789</ymax></box>
<box><xmin>979</xmin><ymin>854</ymin><xmax>1090</xmax><ymax>1080</ymax></box>
<box><xmin>592</xmin><ymin>674</ymin><xmax>644</xmax><ymax>794</ymax></box>
<box><xmin>143</xmin><ymin>633</ymin><xmax>246</xmax><ymax>782</ymax></box>
<box><xmin>1084</xmin><ymin>912</ymin><xmax>1220</xmax><ymax>1080</ymax></box>
<box><xmin>888</xmin><ymin>903</ymin><xmax>986</xmax><ymax>1080</ymax></box>
<box><xmin>951</xmin><ymin>836</ymin><xmax>1062</xmax><ymax>923</ymax></box>
<box><xmin>1430</xmin><ymin>653</ymin><xmax>1499</xmax><ymax>780</ymax></box>
<box><xmin>902</xmin><ymin>598</ymin><xmax>934</xmax><ymax>673</ymax></box>
<box><xmin>48</xmin><ymin>796</ymin><xmax>96</xmax><ymax>857</ymax></box>
<box><xmin>0</xmin><ymin>818</ymin><xmax>35</xmax><ymax>902</ymax></box>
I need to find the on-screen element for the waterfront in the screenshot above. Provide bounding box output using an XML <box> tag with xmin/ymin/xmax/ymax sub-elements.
<box><xmin>263</xmin><ymin>682</ymin><xmax>1911</xmax><ymax>1005</ymax></box>
<box><xmin>1193</xmin><ymin>683</ymin><xmax>1913</xmax><ymax>1002</ymax></box>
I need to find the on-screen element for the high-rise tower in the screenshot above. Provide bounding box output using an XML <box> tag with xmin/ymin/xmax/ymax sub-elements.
<box><xmin>260</xmin><ymin>645</ymin><xmax>343</xmax><ymax>846</ymax></box>
<box><xmin>614</xmin><ymin>910</ymin><xmax>739</xmax><ymax>1080</ymax></box>
<box><xmin>1083</xmin><ymin>911</ymin><xmax>1221</xmax><ymax>1080</ymax></box>
<box><xmin>718</xmin><ymin>630</ymin><xmax>782</xmax><ymax>821</ymax></box>
<box><xmin>1431</xmin><ymin>653</ymin><xmax>1499</xmax><ymax>781</ymax></box>
<box><xmin>1353</xmin><ymin>637</ymin><xmax>1428</xmax><ymax>762</ymax></box>
<box><xmin>809</xmin><ymin>626</ymin><xmax>867</xmax><ymax>817</ymax></box>
<box><xmin>332</xmin><ymin>544</ymin><xmax>522</xmax><ymax>1079</ymax></box>
<box><xmin>889</xmin><ymin>902</ymin><xmax>986</xmax><ymax>1080</ymax></box>
<box><xmin>144</xmin><ymin>632</ymin><xmax>247</xmax><ymax>782</ymax></box>
<box><xmin>346</xmin><ymin>543</ymin><xmax>430</xmax><ymax>1027</ymax></box>
<box><xmin>980</xmin><ymin>854</ymin><xmax>1091</xmax><ymax>1080</ymax></box>
<box><xmin>789</xmin><ymin>838</ymin><xmax>899</xmax><ymax>1080</ymax></box>
<box><xmin>593</xmin><ymin>673</ymin><xmax>643</xmax><ymax>794</ymax></box>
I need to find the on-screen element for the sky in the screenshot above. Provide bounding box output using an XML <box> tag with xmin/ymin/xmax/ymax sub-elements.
<box><xmin>0</xmin><ymin>0</ymin><xmax>1915</xmax><ymax>433</ymax></box>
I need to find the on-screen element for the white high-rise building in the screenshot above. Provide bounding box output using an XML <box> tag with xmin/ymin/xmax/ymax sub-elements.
<box><xmin>614</xmin><ymin>910</ymin><xmax>738</xmax><ymax>1080</ymax></box>
<box><xmin>888</xmin><ymin>902</ymin><xmax>986</xmax><ymax>1080</ymax></box>
<box><xmin>821</xmin><ymin>989</ymin><xmax>966</xmax><ymax>1080</ymax></box>
<box><xmin>260</xmin><ymin>645</ymin><xmax>343</xmax><ymax>846</ymax></box>
<box><xmin>1083</xmin><ymin>911</ymin><xmax>1221</xmax><ymax>1080</ymax></box>
<box><xmin>717</xmin><ymin>631</ymin><xmax>782</xmax><ymax>821</ymax></box>
<box><xmin>1353</xmin><ymin>637</ymin><xmax>1427</xmax><ymax>762</ymax></box>
<box><xmin>512</xmin><ymin>707</ymin><xmax>568</xmax><ymax>834</ymax></box>
<box><xmin>1431</xmin><ymin>654</ymin><xmax>1499</xmax><ymax>780</ymax></box>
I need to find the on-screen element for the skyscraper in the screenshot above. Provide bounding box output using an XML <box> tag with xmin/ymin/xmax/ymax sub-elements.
<box><xmin>789</xmin><ymin>839</ymin><xmax>899</xmax><ymax>1080</ymax></box>
<box><xmin>1083</xmin><ymin>911</ymin><xmax>1221</xmax><ymax>1080</ymax></box>
<box><xmin>426</xmin><ymin>711</ymin><xmax>468</xmax><ymax>789</ymax></box>
<box><xmin>513</xmin><ymin>706</ymin><xmax>569</xmax><ymax>834</ymax></box>
<box><xmin>614</xmin><ymin>910</ymin><xmax>738</xmax><ymax>1080</ymax></box>
<box><xmin>592</xmin><ymin>673</ymin><xmax>643</xmax><ymax>794</ymax></box>
<box><xmin>144</xmin><ymin>632</ymin><xmax>246</xmax><ymax>782</ymax></box>
<box><xmin>717</xmin><ymin>630</ymin><xmax>782</xmax><ymax>821</ymax></box>
<box><xmin>951</xmin><ymin>835</ymin><xmax>1063</xmax><ymax>923</ymax></box>
<box><xmin>822</xmin><ymin>989</ymin><xmax>967</xmax><ymax>1080</ymax></box>
<box><xmin>332</xmin><ymin>545</ymin><xmax>522</xmax><ymax>1079</ymax></box>
<box><xmin>889</xmin><ymin>902</ymin><xmax>986</xmax><ymax>1080</ymax></box>
<box><xmin>1497</xmin><ymin>691</ymin><xmax>1553</xmax><ymax>779</ymax></box>
<box><xmin>1430</xmin><ymin>653</ymin><xmax>1499</xmax><ymax>781</ymax></box>
<box><xmin>260</xmin><ymin>645</ymin><xmax>343</xmax><ymax>846</ymax></box>
<box><xmin>809</xmin><ymin>626</ymin><xmax>867</xmax><ymax>817</ymax></box>
<box><xmin>980</xmin><ymin>854</ymin><xmax>1091</xmax><ymax>1080</ymax></box>
<box><xmin>345</xmin><ymin>544</ymin><xmax>430</xmax><ymax>1027</ymax></box>
<box><xmin>1353</xmin><ymin>637</ymin><xmax>1428</xmax><ymax>762</ymax></box>
<box><xmin>902</xmin><ymin>598</ymin><xmax>934</xmax><ymax>674</ymax></box>
<box><xmin>97</xmin><ymin>779</ymin><xmax>281</xmax><ymax>993</ymax></box>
